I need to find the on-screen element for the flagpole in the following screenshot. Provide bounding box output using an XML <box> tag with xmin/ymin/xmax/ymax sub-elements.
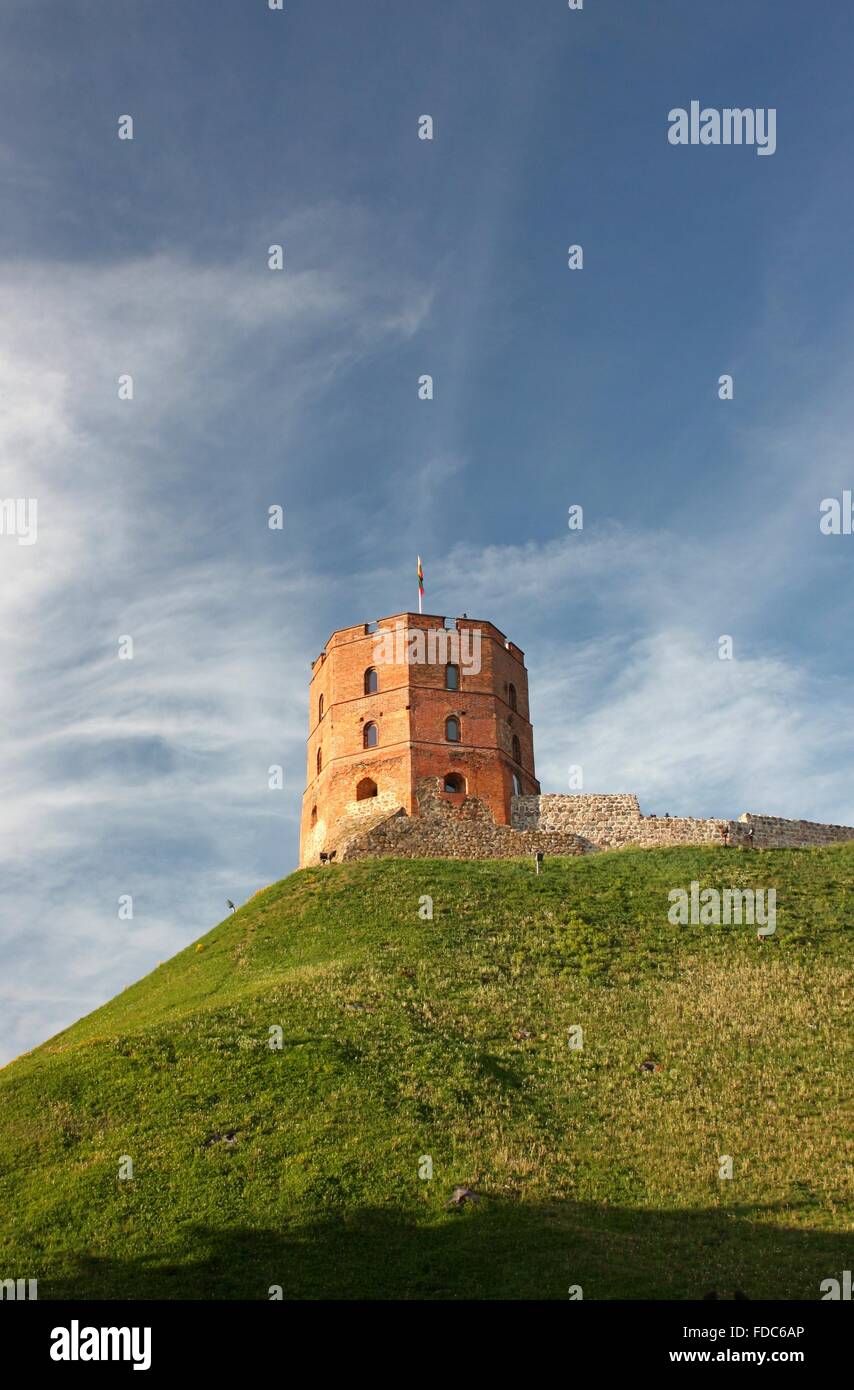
<box><xmin>417</xmin><ymin>555</ymin><xmax>423</xmax><ymax>614</ymax></box>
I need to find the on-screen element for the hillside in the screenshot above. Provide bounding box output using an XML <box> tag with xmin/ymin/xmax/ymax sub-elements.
<box><xmin>1</xmin><ymin>846</ymin><xmax>852</xmax><ymax>1300</ymax></box>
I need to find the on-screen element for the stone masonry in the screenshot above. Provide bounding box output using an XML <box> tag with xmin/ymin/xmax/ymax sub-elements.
<box><xmin>513</xmin><ymin>794</ymin><xmax>854</xmax><ymax>851</ymax></box>
<box><xmin>300</xmin><ymin>612</ymin><xmax>854</xmax><ymax>867</ymax></box>
<box><xmin>512</xmin><ymin>794</ymin><xmax>734</xmax><ymax>850</ymax></box>
<box><xmin>340</xmin><ymin>779</ymin><xmax>586</xmax><ymax>861</ymax></box>
<box><xmin>328</xmin><ymin>781</ymin><xmax>854</xmax><ymax>863</ymax></box>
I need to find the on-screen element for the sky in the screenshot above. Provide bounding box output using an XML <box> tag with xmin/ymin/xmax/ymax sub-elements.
<box><xmin>2</xmin><ymin>0</ymin><xmax>854</xmax><ymax>1065</ymax></box>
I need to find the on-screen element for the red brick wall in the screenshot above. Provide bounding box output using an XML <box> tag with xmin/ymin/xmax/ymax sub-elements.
<box><xmin>299</xmin><ymin>612</ymin><xmax>539</xmax><ymax>864</ymax></box>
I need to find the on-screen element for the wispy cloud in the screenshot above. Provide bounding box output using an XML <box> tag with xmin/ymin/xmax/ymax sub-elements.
<box><xmin>0</xmin><ymin>234</ymin><xmax>431</xmax><ymax>1064</ymax></box>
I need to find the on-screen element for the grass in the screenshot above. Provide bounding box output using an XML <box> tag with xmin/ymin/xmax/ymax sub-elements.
<box><xmin>0</xmin><ymin>844</ymin><xmax>852</xmax><ymax>1299</ymax></box>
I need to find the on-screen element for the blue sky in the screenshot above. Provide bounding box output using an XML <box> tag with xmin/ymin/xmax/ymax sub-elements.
<box><xmin>2</xmin><ymin>0</ymin><xmax>854</xmax><ymax>1064</ymax></box>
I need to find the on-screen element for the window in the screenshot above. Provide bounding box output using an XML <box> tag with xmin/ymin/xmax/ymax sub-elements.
<box><xmin>318</xmin><ymin>693</ymin><xmax>324</xmax><ymax>720</ymax></box>
<box><xmin>364</xmin><ymin>667</ymin><xmax>378</xmax><ymax>695</ymax></box>
<box><xmin>445</xmin><ymin>716</ymin><xmax>460</xmax><ymax>742</ymax></box>
<box><xmin>356</xmin><ymin>777</ymin><xmax>378</xmax><ymax>800</ymax></box>
<box><xmin>445</xmin><ymin>663</ymin><xmax>459</xmax><ymax>691</ymax></box>
<box><xmin>508</xmin><ymin>683</ymin><xmax>517</xmax><ymax>712</ymax></box>
<box><xmin>363</xmin><ymin>722</ymin><xmax>378</xmax><ymax>749</ymax></box>
<box><xmin>512</xmin><ymin>734</ymin><xmax>521</xmax><ymax>765</ymax></box>
<box><xmin>444</xmin><ymin>773</ymin><xmax>466</xmax><ymax>793</ymax></box>
<box><xmin>310</xmin><ymin>805</ymin><xmax>318</xmax><ymax>826</ymax></box>
<box><xmin>316</xmin><ymin>747</ymin><xmax>322</xmax><ymax>774</ymax></box>
<box><xmin>511</xmin><ymin>772</ymin><xmax>522</xmax><ymax>797</ymax></box>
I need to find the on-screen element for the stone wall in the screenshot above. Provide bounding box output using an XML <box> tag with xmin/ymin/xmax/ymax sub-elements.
<box><xmin>340</xmin><ymin>779</ymin><xmax>586</xmax><ymax>861</ymax></box>
<box><xmin>312</xmin><ymin>790</ymin><xmax>403</xmax><ymax>861</ymax></box>
<box><xmin>314</xmin><ymin>781</ymin><xmax>854</xmax><ymax>865</ymax></box>
<box><xmin>511</xmin><ymin>793</ymin><xmax>731</xmax><ymax>850</ymax></box>
<box><xmin>736</xmin><ymin>812</ymin><xmax>854</xmax><ymax>849</ymax></box>
<box><xmin>512</xmin><ymin>794</ymin><xmax>854</xmax><ymax>852</ymax></box>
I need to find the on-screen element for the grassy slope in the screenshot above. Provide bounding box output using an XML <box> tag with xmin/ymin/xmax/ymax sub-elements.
<box><xmin>0</xmin><ymin>846</ymin><xmax>852</xmax><ymax>1300</ymax></box>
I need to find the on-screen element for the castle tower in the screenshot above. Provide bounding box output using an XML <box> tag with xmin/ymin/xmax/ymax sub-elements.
<box><xmin>299</xmin><ymin>612</ymin><xmax>540</xmax><ymax>865</ymax></box>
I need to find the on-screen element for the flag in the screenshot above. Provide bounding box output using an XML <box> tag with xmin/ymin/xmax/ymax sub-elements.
<box><xmin>417</xmin><ymin>555</ymin><xmax>424</xmax><ymax>598</ymax></box>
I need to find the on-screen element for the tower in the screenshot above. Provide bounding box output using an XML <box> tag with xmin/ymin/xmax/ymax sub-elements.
<box><xmin>299</xmin><ymin>612</ymin><xmax>539</xmax><ymax>865</ymax></box>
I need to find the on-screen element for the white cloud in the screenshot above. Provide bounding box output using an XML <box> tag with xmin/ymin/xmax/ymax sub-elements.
<box><xmin>0</xmin><ymin>238</ymin><xmax>431</xmax><ymax>1064</ymax></box>
<box><xmin>533</xmin><ymin>629</ymin><xmax>854</xmax><ymax>821</ymax></box>
<box><xmin>429</xmin><ymin>524</ymin><xmax>854</xmax><ymax>823</ymax></box>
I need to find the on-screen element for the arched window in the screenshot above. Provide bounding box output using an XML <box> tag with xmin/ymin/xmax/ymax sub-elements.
<box><xmin>512</xmin><ymin>734</ymin><xmax>521</xmax><ymax>765</ymax></box>
<box><xmin>445</xmin><ymin>716</ymin><xmax>460</xmax><ymax>743</ymax></box>
<box><xmin>511</xmin><ymin>772</ymin><xmax>522</xmax><ymax>797</ymax></box>
<box><xmin>443</xmin><ymin>772</ymin><xmax>466</xmax><ymax>793</ymax></box>
<box><xmin>508</xmin><ymin>683</ymin><xmax>517</xmax><ymax>712</ymax></box>
<box><xmin>318</xmin><ymin>693</ymin><xmax>324</xmax><ymax>720</ymax></box>
<box><xmin>310</xmin><ymin>805</ymin><xmax>318</xmax><ymax>826</ymax></box>
<box><xmin>445</xmin><ymin>663</ymin><xmax>459</xmax><ymax>691</ymax></box>
<box><xmin>363</xmin><ymin>721</ymin><xmax>378</xmax><ymax>749</ymax></box>
<box><xmin>364</xmin><ymin>667</ymin><xmax>378</xmax><ymax>695</ymax></box>
<box><xmin>316</xmin><ymin>747</ymin><xmax>323</xmax><ymax>774</ymax></box>
<box><xmin>356</xmin><ymin>777</ymin><xmax>378</xmax><ymax>800</ymax></box>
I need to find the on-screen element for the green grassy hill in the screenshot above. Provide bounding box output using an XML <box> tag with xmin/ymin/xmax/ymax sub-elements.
<box><xmin>1</xmin><ymin>846</ymin><xmax>852</xmax><ymax>1300</ymax></box>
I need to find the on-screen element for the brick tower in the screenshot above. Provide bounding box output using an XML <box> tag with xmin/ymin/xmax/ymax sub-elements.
<box><xmin>299</xmin><ymin>612</ymin><xmax>539</xmax><ymax>865</ymax></box>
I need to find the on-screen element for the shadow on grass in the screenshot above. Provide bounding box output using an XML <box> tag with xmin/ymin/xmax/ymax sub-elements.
<box><xmin>38</xmin><ymin>1199</ymin><xmax>854</xmax><ymax>1301</ymax></box>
